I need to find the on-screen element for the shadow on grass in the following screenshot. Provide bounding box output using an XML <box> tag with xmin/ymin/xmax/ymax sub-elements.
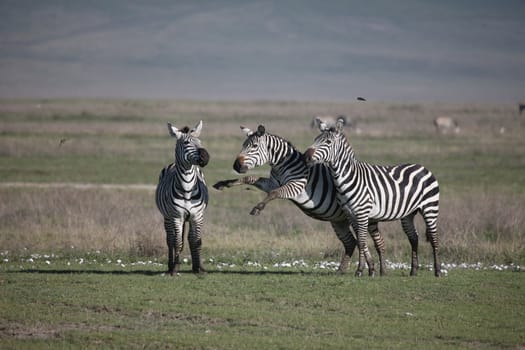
<box><xmin>14</xmin><ymin>269</ymin><xmax>322</xmax><ymax>276</ymax></box>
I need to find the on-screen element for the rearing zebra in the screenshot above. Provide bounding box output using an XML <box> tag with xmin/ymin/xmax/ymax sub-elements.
<box><xmin>304</xmin><ymin>117</ymin><xmax>441</xmax><ymax>277</ymax></box>
<box><xmin>156</xmin><ymin>120</ymin><xmax>209</xmax><ymax>275</ymax></box>
<box><xmin>213</xmin><ymin>125</ymin><xmax>387</xmax><ymax>275</ymax></box>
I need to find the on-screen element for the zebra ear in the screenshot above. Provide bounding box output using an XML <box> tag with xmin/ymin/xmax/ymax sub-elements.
<box><xmin>191</xmin><ymin>120</ymin><xmax>203</xmax><ymax>138</ymax></box>
<box><xmin>240</xmin><ymin>126</ymin><xmax>254</xmax><ymax>136</ymax></box>
<box><xmin>256</xmin><ymin>125</ymin><xmax>265</xmax><ymax>136</ymax></box>
<box><xmin>167</xmin><ymin>122</ymin><xmax>183</xmax><ymax>139</ymax></box>
<box><xmin>316</xmin><ymin>117</ymin><xmax>328</xmax><ymax>131</ymax></box>
<box><xmin>336</xmin><ymin>116</ymin><xmax>345</xmax><ymax>132</ymax></box>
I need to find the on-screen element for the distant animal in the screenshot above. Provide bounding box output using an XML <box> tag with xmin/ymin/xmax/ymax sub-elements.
<box><xmin>213</xmin><ymin>125</ymin><xmax>387</xmax><ymax>276</ymax></box>
<box><xmin>311</xmin><ymin>115</ymin><xmax>354</xmax><ymax>130</ymax></box>
<box><xmin>519</xmin><ymin>101</ymin><xmax>525</xmax><ymax>114</ymax></box>
<box><xmin>58</xmin><ymin>138</ymin><xmax>68</xmax><ymax>147</ymax></box>
<box><xmin>155</xmin><ymin>121</ymin><xmax>209</xmax><ymax>275</ymax></box>
<box><xmin>433</xmin><ymin>116</ymin><xmax>460</xmax><ymax>134</ymax></box>
<box><xmin>357</xmin><ymin>97</ymin><xmax>367</xmax><ymax>101</ymax></box>
<box><xmin>304</xmin><ymin>117</ymin><xmax>441</xmax><ymax>277</ymax></box>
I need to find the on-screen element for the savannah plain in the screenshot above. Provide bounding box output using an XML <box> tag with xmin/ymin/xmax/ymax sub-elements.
<box><xmin>1</xmin><ymin>99</ymin><xmax>524</xmax><ymax>349</ymax></box>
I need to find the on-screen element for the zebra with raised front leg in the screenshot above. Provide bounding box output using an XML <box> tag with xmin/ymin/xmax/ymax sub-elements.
<box><xmin>156</xmin><ymin>120</ymin><xmax>209</xmax><ymax>276</ymax></box>
<box><xmin>213</xmin><ymin>125</ymin><xmax>387</xmax><ymax>276</ymax></box>
<box><xmin>304</xmin><ymin>117</ymin><xmax>441</xmax><ymax>277</ymax></box>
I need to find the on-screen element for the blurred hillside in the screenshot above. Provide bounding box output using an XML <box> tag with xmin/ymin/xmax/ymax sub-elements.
<box><xmin>1</xmin><ymin>0</ymin><xmax>524</xmax><ymax>102</ymax></box>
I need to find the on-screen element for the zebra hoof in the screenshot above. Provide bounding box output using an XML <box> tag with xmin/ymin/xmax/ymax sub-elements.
<box><xmin>193</xmin><ymin>267</ymin><xmax>207</xmax><ymax>275</ymax></box>
<box><xmin>354</xmin><ymin>270</ymin><xmax>364</xmax><ymax>277</ymax></box>
<box><xmin>250</xmin><ymin>208</ymin><xmax>261</xmax><ymax>216</ymax></box>
<box><xmin>212</xmin><ymin>181</ymin><xmax>227</xmax><ymax>190</ymax></box>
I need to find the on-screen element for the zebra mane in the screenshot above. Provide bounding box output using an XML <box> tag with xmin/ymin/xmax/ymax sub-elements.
<box><xmin>241</xmin><ymin>125</ymin><xmax>299</xmax><ymax>156</ymax></box>
<box><xmin>266</xmin><ymin>132</ymin><xmax>299</xmax><ymax>153</ymax></box>
<box><xmin>180</xmin><ymin>126</ymin><xmax>190</xmax><ymax>133</ymax></box>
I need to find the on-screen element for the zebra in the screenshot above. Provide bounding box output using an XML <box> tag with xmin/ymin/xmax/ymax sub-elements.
<box><xmin>311</xmin><ymin>115</ymin><xmax>350</xmax><ymax>129</ymax></box>
<box><xmin>433</xmin><ymin>116</ymin><xmax>460</xmax><ymax>134</ymax></box>
<box><xmin>155</xmin><ymin>121</ymin><xmax>210</xmax><ymax>275</ymax></box>
<box><xmin>304</xmin><ymin>117</ymin><xmax>441</xmax><ymax>277</ymax></box>
<box><xmin>213</xmin><ymin>125</ymin><xmax>387</xmax><ymax>276</ymax></box>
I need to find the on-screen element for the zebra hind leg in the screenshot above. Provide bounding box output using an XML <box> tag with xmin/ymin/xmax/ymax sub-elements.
<box><xmin>330</xmin><ymin>221</ymin><xmax>357</xmax><ymax>274</ymax></box>
<box><xmin>422</xmin><ymin>211</ymin><xmax>441</xmax><ymax>277</ymax></box>
<box><xmin>401</xmin><ymin>214</ymin><xmax>419</xmax><ymax>276</ymax></box>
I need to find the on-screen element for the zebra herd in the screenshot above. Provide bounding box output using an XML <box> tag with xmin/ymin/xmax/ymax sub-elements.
<box><xmin>156</xmin><ymin>117</ymin><xmax>441</xmax><ymax>277</ymax></box>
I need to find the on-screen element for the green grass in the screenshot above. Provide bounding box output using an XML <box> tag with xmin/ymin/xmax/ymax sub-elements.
<box><xmin>0</xmin><ymin>155</ymin><xmax>162</xmax><ymax>184</ymax></box>
<box><xmin>1</xmin><ymin>261</ymin><xmax>524</xmax><ymax>349</ymax></box>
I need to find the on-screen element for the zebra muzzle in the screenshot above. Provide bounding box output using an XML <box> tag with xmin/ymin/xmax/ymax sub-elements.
<box><xmin>233</xmin><ymin>156</ymin><xmax>248</xmax><ymax>174</ymax></box>
<box><xmin>303</xmin><ymin>148</ymin><xmax>317</xmax><ymax>165</ymax></box>
<box><xmin>198</xmin><ymin>148</ymin><xmax>210</xmax><ymax>167</ymax></box>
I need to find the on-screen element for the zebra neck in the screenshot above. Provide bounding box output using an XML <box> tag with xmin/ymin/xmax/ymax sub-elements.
<box><xmin>171</xmin><ymin>163</ymin><xmax>199</xmax><ymax>191</ymax></box>
<box><xmin>272</xmin><ymin>147</ymin><xmax>302</xmax><ymax>171</ymax></box>
<box><xmin>330</xmin><ymin>142</ymin><xmax>356</xmax><ymax>182</ymax></box>
<box><xmin>268</xmin><ymin>136</ymin><xmax>295</xmax><ymax>167</ymax></box>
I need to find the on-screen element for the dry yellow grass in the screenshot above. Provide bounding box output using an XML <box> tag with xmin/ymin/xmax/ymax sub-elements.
<box><xmin>0</xmin><ymin>99</ymin><xmax>524</xmax><ymax>265</ymax></box>
<box><xmin>1</xmin><ymin>184</ymin><xmax>523</xmax><ymax>265</ymax></box>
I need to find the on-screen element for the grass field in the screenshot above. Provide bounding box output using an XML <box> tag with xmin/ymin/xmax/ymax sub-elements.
<box><xmin>1</xmin><ymin>99</ymin><xmax>524</xmax><ymax>348</ymax></box>
<box><xmin>1</xmin><ymin>261</ymin><xmax>524</xmax><ymax>349</ymax></box>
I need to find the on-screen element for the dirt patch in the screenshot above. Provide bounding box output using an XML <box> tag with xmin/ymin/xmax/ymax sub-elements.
<box><xmin>0</xmin><ymin>322</ymin><xmax>124</xmax><ymax>340</ymax></box>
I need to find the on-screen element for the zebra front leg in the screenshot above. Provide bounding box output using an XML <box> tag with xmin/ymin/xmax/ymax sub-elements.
<box><xmin>352</xmin><ymin>218</ymin><xmax>375</xmax><ymax>277</ymax></box>
<box><xmin>250</xmin><ymin>189</ymin><xmax>279</xmax><ymax>215</ymax></box>
<box><xmin>212</xmin><ymin>178</ymin><xmax>242</xmax><ymax>190</ymax></box>
<box><xmin>188</xmin><ymin>217</ymin><xmax>206</xmax><ymax>275</ymax></box>
<box><xmin>165</xmin><ymin>217</ymin><xmax>184</xmax><ymax>276</ymax></box>
<box><xmin>250</xmin><ymin>179</ymin><xmax>305</xmax><ymax>216</ymax></box>
<box><xmin>213</xmin><ymin>176</ymin><xmax>271</xmax><ymax>191</ymax></box>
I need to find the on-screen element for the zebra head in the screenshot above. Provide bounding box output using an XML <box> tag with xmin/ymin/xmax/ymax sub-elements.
<box><xmin>167</xmin><ymin>120</ymin><xmax>210</xmax><ymax>167</ymax></box>
<box><xmin>304</xmin><ymin>116</ymin><xmax>347</xmax><ymax>166</ymax></box>
<box><xmin>233</xmin><ymin>125</ymin><xmax>269</xmax><ymax>174</ymax></box>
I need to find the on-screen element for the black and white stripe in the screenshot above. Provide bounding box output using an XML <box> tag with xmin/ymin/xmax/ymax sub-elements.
<box><xmin>304</xmin><ymin>117</ymin><xmax>441</xmax><ymax>277</ymax></box>
<box><xmin>213</xmin><ymin>125</ymin><xmax>387</xmax><ymax>275</ymax></box>
<box><xmin>156</xmin><ymin>121</ymin><xmax>209</xmax><ymax>275</ymax></box>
